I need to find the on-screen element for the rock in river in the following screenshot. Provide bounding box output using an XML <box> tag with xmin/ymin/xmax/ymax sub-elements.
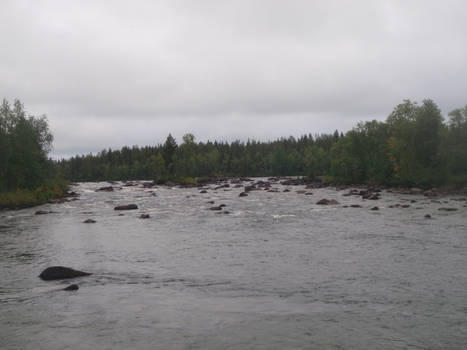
<box><xmin>316</xmin><ymin>199</ymin><xmax>340</xmax><ymax>205</ymax></box>
<box><xmin>39</xmin><ymin>266</ymin><xmax>92</xmax><ymax>281</ymax></box>
<box><xmin>114</xmin><ymin>204</ymin><xmax>138</xmax><ymax>210</ymax></box>
<box><xmin>63</xmin><ymin>284</ymin><xmax>79</xmax><ymax>291</ymax></box>
<box><xmin>95</xmin><ymin>186</ymin><xmax>114</xmax><ymax>192</ymax></box>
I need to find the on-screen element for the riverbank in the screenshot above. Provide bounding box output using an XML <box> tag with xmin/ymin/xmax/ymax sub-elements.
<box><xmin>0</xmin><ymin>180</ymin><xmax>76</xmax><ymax>210</ymax></box>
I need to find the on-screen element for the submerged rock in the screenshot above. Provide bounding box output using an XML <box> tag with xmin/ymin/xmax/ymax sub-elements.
<box><xmin>83</xmin><ymin>219</ymin><xmax>96</xmax><ymax>224</ymax></box>
<box><xmin>239</xmin><ymin>192</ymin><xmax>248</xmax><ymax>197</ymax></box>
<box><xmin>214</xmin><ymin>184</ymin><xmax>230</xmax><ymax>190</ymax></box>
<box><xmin>316</xmin><ymin>199</ymin><xmax>340</xmax><ymax>205</ymax></box>
<box><xmin>370</xmin><ymin>206</ymin><xmax>379</xmax><ymax>211</ymax></box>
<box><xmin>95</xmin><ymin>186</ymin><xmax>114</xmax><ymax>192</ymax></box>
<box><xmin>244</xmin><ymin>185</ymin><xmax>256</xmax><ymax>192</ymax></box>
<box><xmin>35</xmin><ymin>210</ymin><xmax>49</xmax><ymax>215</ymax></box>
<box><xmin>438</xmin><ymin>207</ymin><xmax>458</xmax><ymax>211</ymax></box>
<box><xmin>425</xmin><ymin>214</ymin><xmax>432</xmax><ymax>219</ymax></box>
<box><xmin>424</xmin><ymin>190</ymin><xmax>439</xmax><ymax>197</ymax></box>
<box><xmin>114</xmin><ymin>204</ymin><xmax>138</xmax><ymax>210</ymax></box>
<box><xmin>63</xmin><ymin>284</ymin><xmax>79</xmax><ymax>291</ymax></box>
<box><xmin>362</xmin><ymin>193</ymin><xmax>380</xmax><ymax>200</ymax></box>
<box><xmin>139</xmin><ymin>214</ymin><xmax>150</xmax><ymax>219</ymax></box>
<box><xmin>350</xmin><ymin>204</ymin><xmax>362</xmax><ymax>208</ymax></box>
<box><xmin>209</xmin><ymin>204</ymin><xmax>226</xmax><ymax>211</ymax></box>
<box><xmin>39</xmin><ymin>266</ymin><xmax>92</xmax><ymax>281</ymax></box>
<box><xmin>409</xmin><ymin>188</ymin><xmax>424</xmax><ymax>195</ymax></box>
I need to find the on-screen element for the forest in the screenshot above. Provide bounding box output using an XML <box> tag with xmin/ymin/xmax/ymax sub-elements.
<box><xmin>57</xmin><ymin>99</ymin><xmax>467</xmax><ymax>188</ymax></box>
<box><xmin>1</xmin><ymin>98</ymin><xmax>467</xmax><ymax>209</ymax></box>
<box><xmin>0</xmin><ymin>99</ymin><xmax>67</xmax><ymax>208</ymax></box>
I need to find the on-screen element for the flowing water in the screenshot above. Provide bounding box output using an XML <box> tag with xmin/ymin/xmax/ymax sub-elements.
<box><xmin>1</xmin><ymin>180</ymin><xmax>467</xmax><ymax>349</ymax></box>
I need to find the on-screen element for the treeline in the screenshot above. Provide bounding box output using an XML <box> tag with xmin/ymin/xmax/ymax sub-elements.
<box><xmin>57</xmin><ymin>131</ymin><xmax>340</xmax><ymax>182</ymax></box>
<box><xmin>58</xmin><ymin>99</ymin><xmax>467</xmax><ymax>188</ymax></box>
<box><xmin>0</xmin><ymin>99</ymin><xmax>67</xmax><ymax>208</ymax></box>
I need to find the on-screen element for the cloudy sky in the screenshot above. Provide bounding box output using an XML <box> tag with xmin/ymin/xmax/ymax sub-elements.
<box><xmin>1</xmin><ymin>0</ymin><xmax>466</xmax><ymax>158</ymax></box>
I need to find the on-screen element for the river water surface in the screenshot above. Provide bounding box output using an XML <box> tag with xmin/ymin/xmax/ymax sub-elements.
<box><xmin>1</xmin><ymin>180</ymin><xmax>467</xmax><ymax>349</ymax></box>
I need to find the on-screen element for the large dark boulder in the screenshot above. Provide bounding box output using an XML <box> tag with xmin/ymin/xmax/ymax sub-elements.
<box><xmin>114</xmin><ymin>204</ymin><xmax>138</xmax><ymax>210</ymax></box>
<box><xmin>39</xmin><ymin>266</ymin><xmax>92</xmax><ymax>281</ymax></box>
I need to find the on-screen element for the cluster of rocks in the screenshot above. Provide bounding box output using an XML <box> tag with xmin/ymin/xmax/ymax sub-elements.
<box><xmin>47</xmin><ymin>177</ymin><xmax>465</xmax><ymax>224</ymax></box>
<box><xmin>39</xmin><ymin>266</ymin><xmax>92</xmax><ymax>292</ymax></box>
<box><xmin>280</xmin><ymin>177</ymin><xmax>316</xmax><ymax>186</ymax></box>
<box><xmin>342</xmin><ymin>187</ymin><xmax>382</xmax><ymax>200</ymax></box>
<box><xmin>47</xmin><ymin>190</ymin><xmax>80</xmax><ymax>204</ymax></box>
<box><xmin>389</xmin><ymin>204</ymin><xmax>411</xmax><ymax>208</ymax></box>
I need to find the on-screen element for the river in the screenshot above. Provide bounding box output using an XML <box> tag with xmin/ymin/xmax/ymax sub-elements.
<box><xmin>1</xmin><ymin>179</ymin><xmax>466</xmax><ymax>349</ymax></box>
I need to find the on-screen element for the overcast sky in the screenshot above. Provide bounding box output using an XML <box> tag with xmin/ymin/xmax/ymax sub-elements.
<box><xmin>1</xmin><ymin>0</ymin><xmax>466</xmax><ymax>158</ymax></box>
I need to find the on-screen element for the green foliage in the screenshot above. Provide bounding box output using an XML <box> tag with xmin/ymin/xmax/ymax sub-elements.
<box><xmin>0</xmin><ymin>99</ymin><xmax>70</xmax><ymax>209</ymax></box>
<box><xmin>0</xmin><ymin>179</ymin><xmax>69</xmax><ymax>209</ymax></box>
<box><xmin>56</xmin><ymin>99</ymin><xmax>467</xmax><ymax>189</ymax></box>
<box><xmin>0</xmin><ymin>99</ymin><xmax>54</xmax><ymax>193</ymax></box>
<box><xmin>172</xmin><ymin>176</ymin><xmax>197</xmax><ymax>185</ymax></box>
<box><xmin>443</xmin><ymin>106</ymin><xmax>467</xmax><ymax>183</ymax></box>
<box><xmin>387</xmin><ymin>99</ymin><xmax>445</xmax><ymax>187</ymax></box>
<box><xmin>162</xmin><ymin>134</ymin><xmax>178</xmax><ymax>175</ymax></box>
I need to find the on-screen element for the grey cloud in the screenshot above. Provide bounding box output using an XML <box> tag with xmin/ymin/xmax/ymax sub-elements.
<box><xmin>1</xmin><ymin>0</ymin><xmax>467</xmax><ymax>157</ymax></box>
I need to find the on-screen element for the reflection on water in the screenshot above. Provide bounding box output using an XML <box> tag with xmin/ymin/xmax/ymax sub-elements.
<box><xmin>1</xmin><ymin>180</ymin><xmax>467</xmax><ymax>349</ymax></box>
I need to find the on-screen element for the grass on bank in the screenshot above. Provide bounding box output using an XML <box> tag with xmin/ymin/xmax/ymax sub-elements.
<box><xmin>0</xmin><ymin>180</ymin><xmax>69</xmax><ymax>210</ymax></box>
